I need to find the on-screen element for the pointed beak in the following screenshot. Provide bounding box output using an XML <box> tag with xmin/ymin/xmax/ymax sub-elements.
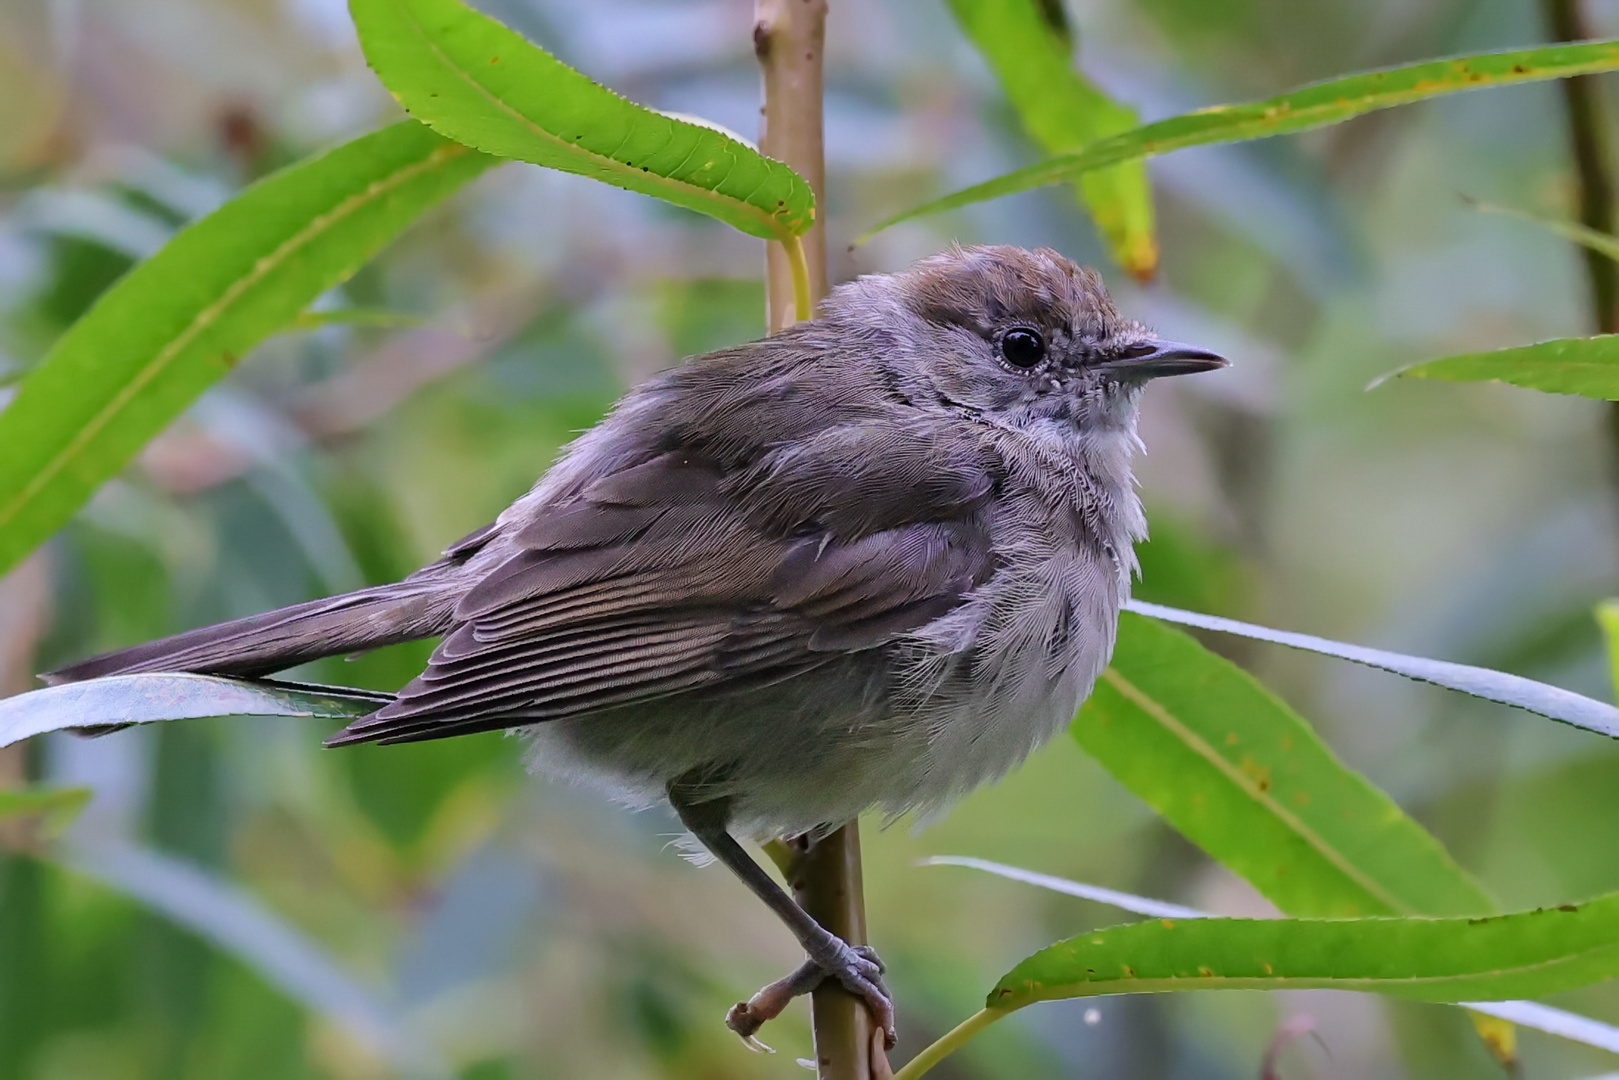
<box><xmin>1094</xmin><ymin>339</ymin><xmax>1228</xmax><ymax>380</ymax></box>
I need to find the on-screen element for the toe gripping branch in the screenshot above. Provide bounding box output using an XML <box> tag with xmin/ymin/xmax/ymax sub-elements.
<box><xmin>668</xmin><ymin>783</ymin><xmax>898</xmax><ymax>1052</ymax></box>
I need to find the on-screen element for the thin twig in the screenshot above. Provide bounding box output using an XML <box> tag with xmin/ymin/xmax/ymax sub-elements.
<box><xmin>756</xmin><ymin>3</ymin><xmax>878</xmax><ymax>1079</ymax></box>
<box><xmin>1541</xmin><ymin>0</ymin><xmax>1619</xmax><ymax>556</ymax></box>
<box><xmin>757</xmin><ymin>0</ymin><xmax>828</xmax><ymax>333</ymax></box>
<box><xmin>1542</xmin><ymin>0</ymin><xmax>1618</xmax><ymax>335</ymax></box>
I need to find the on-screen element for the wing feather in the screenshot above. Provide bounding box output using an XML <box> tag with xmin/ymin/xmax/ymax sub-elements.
<box><xmin>327</xmin><ymin>420</ymin><xmax>1002</xmax><ymax>746</ymax></box>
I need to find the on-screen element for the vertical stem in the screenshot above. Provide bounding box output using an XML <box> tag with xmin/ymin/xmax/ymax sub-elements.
<box><xmin>1541</xmin><ymin>0</ymin><xmax>1619</xmax><ymax>535</ymax></box>
<box><xmin>757</xmin><ymin>0</ymin><xmax>828</xmax><ymax>333</ymax></box>
<box><xmin>755</xmin><ymin>3</ymin><xmax>877</xmax><ymax>1079</ymax></box>
<box><xmin>1543</xmin><ymin>0</ymin><xmax>1618</xmax><ymax>335</ymax></box>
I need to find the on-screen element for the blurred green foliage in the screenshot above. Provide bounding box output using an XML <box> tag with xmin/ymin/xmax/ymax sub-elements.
<box><xmin>4</xmin><ymin>0</ymin><xmax>1619</xmax><ymax>1078</ymax></box>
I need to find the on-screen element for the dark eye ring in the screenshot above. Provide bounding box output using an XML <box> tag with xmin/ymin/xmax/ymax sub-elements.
<box><xmin>1000</xmin><ymin>328</ymin><xmax>1046</xmax><ymax>369</ymax></box>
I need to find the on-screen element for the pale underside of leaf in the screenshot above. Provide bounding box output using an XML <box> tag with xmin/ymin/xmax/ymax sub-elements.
<box><xmin>1129</xmin><ymin>600</ymin><xmax>1619</xmax><ymax>736</ymax></box>
<box><xmin>0</xmin><ymin>674</ymin><xmax>384</xmax><ymax>750</ymax></box>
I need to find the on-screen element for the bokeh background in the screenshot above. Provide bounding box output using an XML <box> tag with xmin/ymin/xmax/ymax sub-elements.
<box><xmin>4</xmin><ymin>0</ymin><xmax>1619</xmax><ymax>1077</ymax></box>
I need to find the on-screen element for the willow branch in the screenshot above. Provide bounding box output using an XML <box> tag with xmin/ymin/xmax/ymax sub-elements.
<box><xmin>1541</xmin><ymin>0</ymin><xmax>1619</xmax><ymax>560</ymax></box>
<box><xmin>1542</xmin><ymin>0</ymin><xmax>1618</xmax><ymax>335</ymax></box>
<box><xmin>755</xmin><ymin>4</ymin><xmax>876</xmax><ymax>1079</ymax></box>
<box><xmin>757</xmin><ymin>0</ymin><xmax>828</xmax><ymax>333</ymax></box>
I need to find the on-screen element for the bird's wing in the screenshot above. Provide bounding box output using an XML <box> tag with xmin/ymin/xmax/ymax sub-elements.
<box><xmin>328</xmin><ymin>421</ymin><xmax>1001</xmax><ymax>745</ymax></box>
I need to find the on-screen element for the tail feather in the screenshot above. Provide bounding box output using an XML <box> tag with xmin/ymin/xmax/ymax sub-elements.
<box><xmin>45</xmin><ymin>580</ymin><xmax>459</xmax><ymax>685</ymax></box>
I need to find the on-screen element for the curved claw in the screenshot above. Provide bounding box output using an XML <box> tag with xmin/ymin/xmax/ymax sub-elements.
<box><xmin>828</xmin><ymin>942</ymin><xmax>897</xmax><ymax>1050</ymax></box>
<box><xmin>727</xmin><ymin>941</ymin><xmax>898</xmax><ymax>1052</ymax></box>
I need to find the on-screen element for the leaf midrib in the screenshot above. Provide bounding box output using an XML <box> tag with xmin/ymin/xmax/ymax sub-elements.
<box><xmin>387</xmin><ymin>0</ymin><xmax>791</xmax><ymax>241</ymax></box>
<box><xmin>1006</xmin><ymin>928</ymin><xmax>1619</xmax><ymax>1005</ymax></box>
<box><xmin>0</xmin><ymin>142</ymin><xmax>471</xmax><ymax>536</ymax></box>
<box><xmin>1072</xmin><ymin>53</ymin><xmax>1619</xmax><ymax>175</ymax></box>
<box><xmin>1100</xmin><ymin>667</ymin><xmax>1408</xmax><ymax>913</ymax></box>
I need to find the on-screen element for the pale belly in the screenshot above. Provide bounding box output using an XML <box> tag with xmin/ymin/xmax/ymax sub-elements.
<box><xmin>520</xmin><ymin>564</ymin><xmax>1114</xmax><ymax>840</ymax></box>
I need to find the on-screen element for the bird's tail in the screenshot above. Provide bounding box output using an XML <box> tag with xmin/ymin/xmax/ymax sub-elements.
<box><xmin>44</xmin><ymin>574</ymin><xmax>460</xmax><ymax>685</ymax></box>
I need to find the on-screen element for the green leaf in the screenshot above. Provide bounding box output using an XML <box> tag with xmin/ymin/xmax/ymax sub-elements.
<box><xmin>1078</xmin><ymin>624</ymin><xmax>1524</xmax><ymax>1080</ymax></box>
<box><xmin>1129</xmin><ymin>600</ymin><xmax>1619</xmax><ymax>737</ymax></box>
<box><xmin>348</xmin><ymin>0</ymin><xmax>814</xmax><ymax>242</ymax></box>
<box><xmin>0</xmin><ymin>122</ymin><xmax>494</xmax><ymax>578</ymax></box>
<box><xmin>1598</xmin><ymin>600</ymin><xmax>1619</xmax><ymax>703</ymax></box>
<box><xmin>990</xmin><ymin>896</ymin><xmax>1619</xmax><ymax>1011</ymax></box>
<box><xmin>922</xmin><ymin>856</ymin><xmax>1619</xmax><ymax>1058</ymax></box>
<box><xmin>0</xmin><ymin>786</ymin><xmax>92</xmax><ymax>830</ymax></box>
<box><xmin>862</xmin><ymin>40</ymin><xmax>1619</xmax><ymax>239</ymax></box>
<box><xmin>1466</xmin><ymin>198</ymin><xmax>1619</xmax><ymax>265</ymax></box>
<box><xmin>1391</xmin><ymin>336</ymin><xmax>1619</xmax><ymax>400</ymax></box>
<box><xmin>0</xmin><ymin>675</ymin><xmax>385</xmax><ymax>749</ymax></box>
<box><xmin>1074</xmin><ymin>612</ymin><xmax>1491</xmax><ymax>918</ymax></box>
<box><xmin>947</xmin><ymin>0</ymin><xmax>1156</xmax><ymax>280</ymax></box>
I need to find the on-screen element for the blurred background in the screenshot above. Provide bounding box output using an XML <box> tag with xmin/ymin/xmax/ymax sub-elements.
<box><xmin>4</xmin><ymin>0</ymin><xmax>1619</xmax><ymax>1076</ymax></box>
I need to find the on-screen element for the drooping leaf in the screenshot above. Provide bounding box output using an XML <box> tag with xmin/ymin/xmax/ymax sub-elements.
<box><xmin>1080</xmin><ymin>611</ymin><xmax>1518</xmax><ymax>1060</ymax></box>
<box><xmin>862</xmin><ymin>41</ymin><xmax>1619</xmax><ymax>239</ymax></box>
<box><xmin>1389</xmin><ymin>336</ymin><xmax>1619</xmax><ymax>400</ymax></box>
<box><xmin>895</xmin><ymin>896</ymin><xmax>1619</xmax><ymax>1080</ymax></box>
<box><xmin>348</xmin><ymin>0</ymin><xmax>814</xmax><ymax>242</ymax></box>
<box><xmin>1076</xmin><ymin>611</ymin><xmax>1491</xmax><ymax>918</ymax></box>
<box><xmin>990</xmin><ymin>895</ymin><xmax>1619</xmax><ymax>1010</ymax></box>
<box><xmin>1466</xmin><ymin>198</ymin><xmax>1619</xmax><ymax>265</ymax></box>
<box><xmin>947</xmin><ymin>0</ymin><xmax>1156</xmax><ymax>279</ymax></box>
<box><xmin>1128</xmin><ymin>599</ymin><xmax>1619</xmax><ymax>737</ymax></box>
<box><xmin>0</xmin><ymin>122</ymin><xmax>495</xmax><ymax>578</ymax></box>
<box><xmin>0</xmin><ymin>675</ymin><xmax>385</xmax><ymax>749</ymax></box>
<box><xmin>926</xmin><ymin>857</ymin><xmax>1619</xmax><ymax>1057</ymax></box>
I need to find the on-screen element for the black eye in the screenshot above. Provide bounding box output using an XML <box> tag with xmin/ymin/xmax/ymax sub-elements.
<box><xmin>1000</xmin><ymin>328</ymin><xmax>1046</xmax><ymax>369</ymax></box>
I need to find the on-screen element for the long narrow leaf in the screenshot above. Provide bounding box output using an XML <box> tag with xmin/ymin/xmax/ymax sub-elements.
<box><xmin>926</xmin><ymin>856</ymin><xmax>1619</xmax><ymax>1057</ymax></box>
<box><xmin>990</xmin><ymin>896</ymin><xmax>1619</xmax><ymax>1010</ymax></box>
<box><xmin>921</xmin><ymin>856</ymin><xmax>1204</xmax><ymax>919</ymax></box>
<box><xmin>1078</xmin><ymin>612</ymin><xmax>1518</xmax><ymax>1060</ymax></box>
<box><xmin>1077</xmin><ymin>611</ymin><xmax>1491</xmax><ymax>918</ymax></box>
<box><xmin>861</xmin><ymin>41</ymin><xmax>1619</xmax><ymax>239</ymax></box>
<box><xmin>1468</xmin><ymin>198</ymin><xmax>1619</xmax><ymax>264</ymax></box>
<box><xmin>1128</xmin><ymin>599</ymin><xmax>1619</xmax><ymax>736</ymax></box>
<box><xmin>349</xmin><ymin>0</ymin><xmax>814</xmax><ymax>242</ymax></box>
<box><xmin>0</xmin><ymin>122</ymin><xmax>495</xmax><ymax>577</ymax></box>
<box><xmin>896</xmin><ymin>896</ymin><xmax>1619</xmax><ymax>1080</ymax></box>
<box><xmin>1388</xmin><ymin>336</ymin><xmax>1619</xmax><ymax>401</ymax></box>
<box><xmin>948</xmin><ymin>0</ymin><xmax>1156</xmax><ymax>278</ymax></box>
<box><xmin>0</xmin><ymin>675</ymin><xmax>384</xmax><ymax>749</ymax></box>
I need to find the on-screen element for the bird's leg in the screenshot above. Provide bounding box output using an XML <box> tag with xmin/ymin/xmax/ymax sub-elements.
<box><xmin>668</xmin><ymin>781</ymin><xmax>896</xmax><ymax>1049</ymax></box>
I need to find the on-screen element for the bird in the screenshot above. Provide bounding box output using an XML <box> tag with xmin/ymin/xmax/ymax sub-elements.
<box><xmin>47</xmin><ymin>244</ymin><xmax>1226</xmax><ymax>1049</ymax></box>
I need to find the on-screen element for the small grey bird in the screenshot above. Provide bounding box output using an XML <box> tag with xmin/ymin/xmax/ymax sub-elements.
<box><xmin>48</xmin><ymin>245</ymin><xmax>1224</xmax><ymax>1047</ymax></box>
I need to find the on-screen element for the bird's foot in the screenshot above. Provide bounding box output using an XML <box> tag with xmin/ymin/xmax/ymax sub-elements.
<box><xmin>725</xmin><ymin>940</ymin><xmax>896</xmax><ymax>1051</ymax></box>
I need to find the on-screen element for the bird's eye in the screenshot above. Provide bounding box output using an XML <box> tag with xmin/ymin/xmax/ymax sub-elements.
<box><xmin>1000</xmin><ymin>328</ymin><xmax>1046</xmax><ymax>369</ymax></box>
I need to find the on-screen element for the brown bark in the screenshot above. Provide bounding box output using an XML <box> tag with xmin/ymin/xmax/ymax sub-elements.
<box><xmin>755</xmin><ymin>2</ymin><xmax>881</xmax><ymax>1078</ymax></box>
